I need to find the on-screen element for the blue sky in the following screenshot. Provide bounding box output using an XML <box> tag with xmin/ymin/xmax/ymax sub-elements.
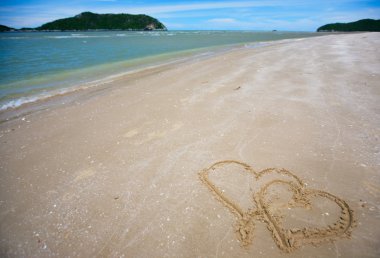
<box><xmin>1</xmin><ymin>0</ymin><xmax>379</xmax><ymax>31</ymax></box>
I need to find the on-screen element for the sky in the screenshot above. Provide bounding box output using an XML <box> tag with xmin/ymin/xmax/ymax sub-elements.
<box><xmin>0</xmin><ymin>0</ymin><xmax>379</xmax><ymax>31</ymax></box>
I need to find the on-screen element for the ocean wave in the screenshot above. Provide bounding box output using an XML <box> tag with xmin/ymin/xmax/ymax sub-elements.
<box><xmin>45</xmin><ymin>35</ymin><xmax>111</xmax><ymax>39</ymax></box>
<box><xmin>148</xmin><ymin>33</ymin><xmax>161</xmax><ymax>37</ymax></box>
<box><xmin>0</xmin><ymin>96</ymin><xmax>41</xmax><ymax>111</ymax></box>
<box><xmin>0</xmin><ymin>36</ymin><xmax>29</xmax><ymax>40</ymax></box>
<box><xmin>0</xmin><ymin>78</ymin><xmax>115</xmax><ymax>111</ymax></box>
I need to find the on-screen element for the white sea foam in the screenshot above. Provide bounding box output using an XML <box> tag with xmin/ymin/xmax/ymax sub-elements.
<box><xmin>1</xmin><ymin>36</ymin><xmax>29</xmax><ymax>40</ymax></box>
<box><xmin>0</xmin><ymin>51</ymin><xmax>212</xmax><ymax>112</ymax></box>
<box><xmin>1</xmin><ymin>95</ymin><xmax>43</xmax><ymax>111</ymax></box>
<box><xmin>1</xmin><ymin>31</ymin><xmax>319</xmax><ymax>113</ymax></box>
<box><xmin>0</xmin><ymin>78</ymin><xmax>115</xmax><ymax>111</ymax></box>
<box><xmin>45</xmin><ymin>35</ymin><xmax>111</xmax><ymax>39</ymax></box>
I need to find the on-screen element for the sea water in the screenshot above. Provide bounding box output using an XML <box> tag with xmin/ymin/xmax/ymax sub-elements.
<box><xmin>0</xmin><ymin>30</ymin><xmax>322</xmax><ymax>111</ymax></box>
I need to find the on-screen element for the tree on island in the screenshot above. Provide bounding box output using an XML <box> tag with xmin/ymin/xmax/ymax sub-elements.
<box><xmin>0</xmin><ymin>25</ymin><xmax>14</xmax><ymax>32</ymax></box>
<box><xmin>37</xmin><ymin>12</ymin><xmax>167</xmax><ymax>31</ymax></box>
<box><xmin>0</xmin><ymin>12</ymin><xmax>167</xmax><ymax>32</ymax></box>
<box><xmin>317</xmin><ymin>19</ymin><xmax>380</xmax><ymax>32</ymax></box>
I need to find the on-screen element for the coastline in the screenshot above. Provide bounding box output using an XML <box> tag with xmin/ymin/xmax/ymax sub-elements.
<box><xmin>0</xmin><ymin>43</ymin><xmax>241</xmax><ymax>121</ymax></box>
<box><xmin>0</xmin><ymin>35</ymin><xmax>320</xmax><ymax>122</ymax></box>
<box><xmin>0</xmin><ymin>30</ymin><xmax>325</xmax><ymax>115</ymax></box>
<box><xmin>0</xmin><ymin>32</ymin><xmax>379</xmax><ymax>257</ymax></box>
<box><xmin>0</xmin><ymin>43</ymin><xmax>222</xmax><ymax>112</ymax></box>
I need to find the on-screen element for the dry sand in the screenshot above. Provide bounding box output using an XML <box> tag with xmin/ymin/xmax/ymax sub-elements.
<box><xmin>0</xmin><ymin>32</ymin><xmax>379</xmax><ymax>257</ymax></box>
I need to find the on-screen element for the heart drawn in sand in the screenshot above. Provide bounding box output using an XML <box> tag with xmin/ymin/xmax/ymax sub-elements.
<box><xmin>199</xmin><ymin>160</ymin><xmax>356</xmax><ymax>253</ymax></box>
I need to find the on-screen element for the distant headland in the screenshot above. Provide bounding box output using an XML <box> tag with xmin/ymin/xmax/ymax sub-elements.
<box><xmin>317</xmin><ymin>19</ymin><xmax>380</xmax><ymax>32</ymax></box>
<box><xmin>0</xmin><ymin>12</ymin><xmax>167</xmax><ymax>32</ymax></box>
<box><xmin>0</xmin><ymin>25</ymin><xmax>14</xmax><ymax>32</ymax></box>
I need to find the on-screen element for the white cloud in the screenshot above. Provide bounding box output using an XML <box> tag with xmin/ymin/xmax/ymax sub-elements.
<box><xmin>0</xmin><ymin>1</ymin><xmax>279</xmax><ymax>27</ymax></box>
<box><xmin>121</xmin><ymin>1</ymin><xmax>280</xmax><ymax>14</ymax></box>
<box><xmin>208</xmin><ymin>18</ymin><xmax>237</xmax><ymax>24</ymax></box>
<box><xmin>1</xmin><ymin>0</ymin><xmax>379</xmax><ymax>29</ymax></box>
<box><xmin>0</xmin><ymin>1</ymin><xmax>290</xmax><ymax>17</ymax></box>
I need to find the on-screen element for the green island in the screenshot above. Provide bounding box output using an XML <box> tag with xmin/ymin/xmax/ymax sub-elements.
<box><xmin>317</xmin><ymin>19</ymin><xmax>380</xmax><ymax>32</ymax></box>
<box><xmin>0</xmin><ymin>24</ymin><xmax>14</xmax><ymax>32</ymax></box>
<box><xmin>0</xmin><ymin>12</ymin><xmax>167</xmax><ymax>32</ymax></box>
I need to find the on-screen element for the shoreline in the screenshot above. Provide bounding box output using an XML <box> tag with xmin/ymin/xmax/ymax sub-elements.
<box><xmin>0</xmin><ymin>35</ymin><xmax>320</xmax><ymax>122</ymax></box>
<box><xmin>0</xmin><ymin>30</ymin><xmax>328</xmax><ymax>116</ymax></box>
<box><xmin>0</xmin><ymin>32</ymin><xmax>379</xmax><ymax>257</ymax></box>
<box><xmin>0</xmin><ymin>44</ymin><xmax>229</xmax><ymax>119</ymax></box>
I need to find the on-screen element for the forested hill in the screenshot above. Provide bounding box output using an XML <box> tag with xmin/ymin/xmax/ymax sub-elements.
<box><xmin>0</xmin><ymin>25</ymin><xmax>14</xmax><ymax>32</ymax></box>
<box><xmin>317</xmin><ymin>19</ymin><xmax>380</xmax><ymax>32</ymax></box>
<box><xmin>36</xmin><ymin>12</ymin><xmax>167</xmax><ymax>31</ymax></box>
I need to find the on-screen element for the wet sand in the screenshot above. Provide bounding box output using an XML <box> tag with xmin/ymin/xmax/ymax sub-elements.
<box><xmin>0</xmin><ymin>32</ymin><xmax>379</xmax><ymax>257</ymax></box>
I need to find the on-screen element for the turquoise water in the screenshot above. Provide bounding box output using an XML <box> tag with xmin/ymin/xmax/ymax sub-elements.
<box><xmin>0</xmin><ymin>30</ymin><xmax>321</xmax><ymax>110</ymax></box>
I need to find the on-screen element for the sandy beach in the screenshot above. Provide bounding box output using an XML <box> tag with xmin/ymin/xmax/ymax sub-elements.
<box><xmin>0</xmin><ymin>32</ymin><xmax>379</xmax><ymax>257</ymax></box>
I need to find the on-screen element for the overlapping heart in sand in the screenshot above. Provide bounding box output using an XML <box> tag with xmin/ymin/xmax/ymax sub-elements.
<box><xmin>199</xmin><ymin>160</ymin><xmax>356</xmax><ymax>253</ymax></box>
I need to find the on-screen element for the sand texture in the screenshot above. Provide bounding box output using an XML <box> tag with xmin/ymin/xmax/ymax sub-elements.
<box><xmin>0</xmin><ymin>33</ymin><xmax>380</xmax><ymax>257</ymax></box>
<box><xmin>199</xmin><ymin>160</ymin><xmax>355</xmax><ymax>252</ymax></box>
